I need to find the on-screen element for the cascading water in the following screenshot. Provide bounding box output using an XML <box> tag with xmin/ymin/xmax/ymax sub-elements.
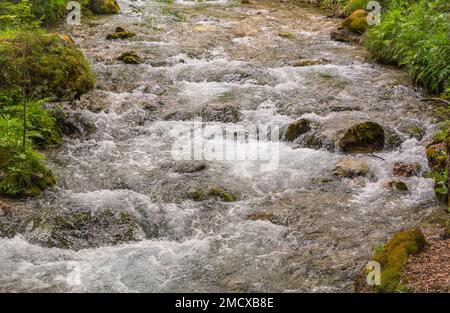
<box><xmin>0</xmin><ymin>0</ymin><xmax>445</xmax><ymax>292</ymax></box>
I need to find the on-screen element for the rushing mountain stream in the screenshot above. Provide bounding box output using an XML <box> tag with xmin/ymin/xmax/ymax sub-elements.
<box><xmin>0</xmin><ymin>0</ymin><xmax>446</xmax><ymax>292</ymax></box>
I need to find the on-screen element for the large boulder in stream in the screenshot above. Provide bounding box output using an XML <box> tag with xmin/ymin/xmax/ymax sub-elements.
<box><xmin>331</xmin><ymin>10</ymin><xmax>368</xmax><ymax>43</ymax></box>
<box><xmin>339</xmin><ymin>122</ymin><xmax>385</xmax><ymax>153</ymax></box>
<box><xmin>88</xmin><ymin>0</ymin><xmax>120</xmax><ymax>14</ymax></box>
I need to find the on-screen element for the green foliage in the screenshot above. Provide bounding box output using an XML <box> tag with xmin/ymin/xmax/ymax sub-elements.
<box><xmin>365</xmin><ymin>0</ymin><xmax>450</xmax><ymax>95</ymax></box>
<box><xmin>0</xmin><ymin>0</ymin><xmax>40</xmax><ymax>31</ymax></box>
<box><xmin>30</xmin><ymin>0</ymin><xmax>71</xmax><ymax>26</ymax></box>
<box><xmin>0</xmin><ymin>115</ymin><xmax>56</xmax><ymax>197</ymax></box>
<box><xmin>0</xmin><ymin>94</ymin><xmax>61</xmax><ymax>147</ymax></box>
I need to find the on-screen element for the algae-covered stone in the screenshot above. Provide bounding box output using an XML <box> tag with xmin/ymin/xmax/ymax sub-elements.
<box><xmin>339</xmin><ymin>122</ymin><xmax>385</xmax><ymax>153</ymax></box>
<box><xmin>106</xmin><ymin>27</ymin><xmax>136</xmax><ymax>40</ymax></box>
<box><xmin>0</xmin><ymin>31</ymin><xmax>95</xmax><ymax>100</ymax></box>
<box><xmin>88</xmin><ymin>0</ymin><xmax>120</xmax><ymax>14</ymax></box>
<box><xmin>283</xmin><ymin>119</ymin><xmax>311</xmax><ymax>142</ymax></box>
<box><xmin>341</xmin><ymin>9</ymin><xmax>368</xmax><ymax>34</ymax></box>
<box><xmin>331</xmin><ymin>10</ymin><xmax>368</xmax><ymax>43</ymax></box>
<box><xmin>356</xmin><ymin>229</ymin><xmax>426</xmax><ymax>292</ymax></box>
<box><xmin>189</xmin><ymin>186</ymin><xmax>237</xmax><ymax>202</ymax></box>
<box><xmin>117</xmin><ymin>51</ymin><xmax>141</xmax><ymax>64</ymax></box>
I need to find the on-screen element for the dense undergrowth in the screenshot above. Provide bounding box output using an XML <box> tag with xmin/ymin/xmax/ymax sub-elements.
<box><xmin>0</xmin><ymin>0</ymin><xmax>96</xmax><ymax>197</ymax></box>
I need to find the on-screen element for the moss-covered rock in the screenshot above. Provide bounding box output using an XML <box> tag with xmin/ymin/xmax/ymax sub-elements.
<box><xmin>117</xmin><ymin>51</ymin><xmax>141</xmax><ymax>64</ymax></box>
<box><xmin>339</xmin><ymin>122</ymin><xmax>385</xmax><ymax>153</ymax></box>
<box><xmin>0</xmin><ymin>31</ymin><xmax>95</xmax><ymax>100</ymax></box>
<box><xmin>331</xmin><ymin>10</ymin><xmax>368</xmax><ymax>43</ymax></box>
<box><xmin>88</xmin><ymin>0</ymin><xmax>120</xmax><ymax>15</ymax></box>
<box><xmin>189</xmin><ymin>186</ymin><xmax>237</xmax><ymax>202</ymax></box>
<box><xmin>341</xmin><ymin>9</ymin><xmax>368</xmax><ymax>33</ymax></box>
<box><xmin>355</xmin><ymin>229</ymin><xmax>426</xmax><ymax>293</ymax></box>
<box><xmin>282</xmin><ymin>119</ymin><xmax>311</xmax><ymax>142</ymax></box>
<box><xmin>106</xmin><ymin>27</ymin><xmax>136</xmax><ymax>40</ymax></box>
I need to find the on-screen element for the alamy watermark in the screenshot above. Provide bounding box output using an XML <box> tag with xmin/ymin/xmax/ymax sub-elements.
<box><xmin>67</xmin><ymin>1</ymin><xmax>81</xmax><ymax>25</ymax></box>
<box><xmin>170</xmin><ymin>118</ymin><xmax>280</xmax><ymax>171</ymax></box>
<box><xmin>366</xmin><ymin>261</ymin><xmax>381</xmax><ymax>286</ymax></box>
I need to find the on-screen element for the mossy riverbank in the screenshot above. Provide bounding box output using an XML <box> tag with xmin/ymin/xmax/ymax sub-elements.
<box><xmin>0</xmin><ymin>1</ymin><xmax>119</xmax><ymax>197</ymax></box>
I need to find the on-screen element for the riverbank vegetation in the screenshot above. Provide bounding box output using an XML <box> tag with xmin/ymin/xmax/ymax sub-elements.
<box><xmin>0</xmin><ymin>0</ymin><xmax>106</xmax><ymax>197</ymax></box>
<box><xmin>313</xmin><ymin>0</ymin><xmax>449</xmax><ymax>98</ymax></box>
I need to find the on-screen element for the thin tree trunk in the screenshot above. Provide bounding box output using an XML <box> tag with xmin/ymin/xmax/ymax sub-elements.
<box><xmin>22</xmin><ymin>86</ymin><xmax>26</xmax><ymax>148</ymax></box>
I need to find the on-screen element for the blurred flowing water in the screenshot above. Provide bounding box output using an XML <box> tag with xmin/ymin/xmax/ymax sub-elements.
<box><xmin>0</xmin><ymin>0</ymin><xmax>445</xmax><ymax>292</ymax></box>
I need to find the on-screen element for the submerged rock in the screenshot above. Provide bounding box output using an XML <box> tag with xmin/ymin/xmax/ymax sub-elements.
<box><xmin>291</xmin><ymin>59</ymin><xmax>324</xmax><ymax>67</ymax></box>
<box><xmin>53</xmin><ymin>108</ymin><xmax>96</xmax><ymax>138</ymax></box>
<box><xmin>0</xmin><ymin>205</ymin><xmax>142</xmax><ymax>250</ymax></box>
<box><xmin>385</xmin><ymin>180</ymin><xmax>409</xmax><ymax>192</ymax></box>
<box><xmin>282</xmin><ymin>119</ymin><xmax>311</xmax><ymax>142</ymax></box>
<box><xmin>188</xmin><ymin>186</ymin><xmax>237</xmax><ymax>202</ymax></box>
<box><xmin>165</xmin><ymin>103</ymin><xmax>241</xmax><ymax>123</ymax></box>
<box><xmin>339</xmin><ymin>122</ymin><xmax>385</xmax><ymax>153</ymax></box>
<box><xmin>88</xmin><ymin>0</ymin><xmax>120</xmax><ymax>14</ymax></box>
<box><xmin>246</xmin><ymin>212</ymin><xmax>276</xmax><ymax>223</ymax></box>
<box><xmin>174</xmin><ymin>161</ymin><xmax>208</xmax><ymax>174</ymax></box>
<box><xmin>331</xmin><ymin>10</ymin><xmax>368</xmax><ymax>43</ymax></box>
<box><xmin>355</xmin><ymin>229</ymin><xmax>426</xmax><ymax>292</ymax></box>
<box><xmin>117</xmin><ymin>51</ymin><xmax>141</xmax><ymax>64</ymax></box>
<box><xmin>393</xmin><ymin>162</ymin><xmax>421</xmax><ymax>177</ymax></box>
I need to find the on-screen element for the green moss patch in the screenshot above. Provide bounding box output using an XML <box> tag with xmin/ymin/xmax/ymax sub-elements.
<box><xmin>88</xmin><ymin>0</ymin><xmax>120</xmax><ymax>15</ymax></box>
<box><xmin>0</xmin><ymin>31</ymin><xmax>95</xmax><ymax>100</ymax></box>
<box><xmin>371</xmin><ymin>229</ymin><xmax>426</xmax><ymax>292</ymax></box>
<box><xmin>189</xmin><ymin>187</ymin><xmax>237</xmax><ymax>202</ymax></box>
<box><xmin>339</xmin><ymin>122</ymin><xmax>385</xmax><ymax>153</ymax></box>
<box><xmin>117</xmin><ymin>51</ymin><xmax>141</xmax><ymax>64</ymax></box>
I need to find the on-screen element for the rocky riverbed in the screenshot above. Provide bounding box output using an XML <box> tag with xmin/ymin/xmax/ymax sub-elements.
<box><xmin>0</xmin><ymin>0</ymin><xmax>447</xmax><ymax>292</ymax></box>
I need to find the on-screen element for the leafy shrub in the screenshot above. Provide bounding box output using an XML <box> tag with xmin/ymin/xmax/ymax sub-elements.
<box><xmin>365</xmin><ymin>0</ymin><xmax>450</xmax><ymax>94</ymax></box>
<box><xmin>0</xmin><ymin>0</ymin><xmax>40</xmax><ymax>31</ymax></box>
<box><xmin>0</xmin><ymin>116</ymin><xmax>56</xmax><ymax>197</ymax></box>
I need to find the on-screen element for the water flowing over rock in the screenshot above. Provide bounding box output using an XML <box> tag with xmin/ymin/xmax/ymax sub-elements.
<box><xmin>0</xmin><ymin>0</ymin><xmax>445</xmax><ymax>293</ymax></box>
